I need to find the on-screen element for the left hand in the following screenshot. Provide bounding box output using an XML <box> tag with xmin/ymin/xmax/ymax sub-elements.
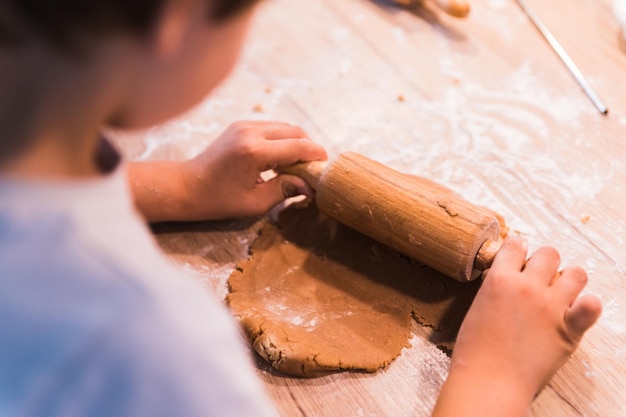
<box><xmin>177</xmin><ymin>120</ymin><xmax>327</xmax><ymax>220</ymax></box>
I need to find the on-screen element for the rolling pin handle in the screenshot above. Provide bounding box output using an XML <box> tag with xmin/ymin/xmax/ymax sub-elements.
<box><xmin>474</xmin><ymin>238</ymin><xmax>503</xmax><ymax>272</ymax></box>
<box><xmin>278</xmin><ymin>161</ymin><xmax>328</xmax><ymax>190</ymax></box>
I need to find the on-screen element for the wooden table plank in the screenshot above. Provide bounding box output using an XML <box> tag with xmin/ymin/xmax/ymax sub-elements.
<box><xmin>112</xmin><ymin>0</ymin><xmax>626</xmax><ymax>415</ymax></box>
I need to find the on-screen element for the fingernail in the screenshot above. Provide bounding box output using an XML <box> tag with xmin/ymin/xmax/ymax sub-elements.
<box><xmin>509</xmin><ymin>236</ymin><xmax>528</xmax><ymax>251</ymax></box>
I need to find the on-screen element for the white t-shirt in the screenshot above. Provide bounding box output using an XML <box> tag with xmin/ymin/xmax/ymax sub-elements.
<box><xmin>0</xmin><ymin>163</ymin><xmax>278</xmax><ymax>417</ymax></box>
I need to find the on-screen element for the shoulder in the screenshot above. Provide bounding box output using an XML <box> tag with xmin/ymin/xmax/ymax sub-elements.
<box><xmin>0</xmin><ymin>230</ymin><xmax>277</xmax><ymax>417</ymax></box>
<box><xmin>81</xmin><ymin>295</ymin><xmax>278</xmax><ymax>417</ymax></box>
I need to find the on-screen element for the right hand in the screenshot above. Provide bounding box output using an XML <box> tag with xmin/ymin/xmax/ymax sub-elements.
<box><xmin>433</xmin><ymin>237</ymin><xmax>602</xmax><ymax>416</ymax></box>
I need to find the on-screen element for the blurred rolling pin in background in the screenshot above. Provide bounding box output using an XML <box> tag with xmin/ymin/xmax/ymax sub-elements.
<box><xmin>393</xmin><ymin>0</ymin><xmax>470</xmax><ymax>18</ymax></box>
<box><xmin>281</xmin><ymin>152</ymin><xmax>503</xmax><ymax>282</ymax></box>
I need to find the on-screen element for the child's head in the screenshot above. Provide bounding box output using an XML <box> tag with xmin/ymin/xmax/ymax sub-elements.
<box><xmin>0</xmin><ymin>0</ymin><xmax>259</xmax><ymax>53</ymax></box>
<box><xmin>0</xmin><ymin>0</ymin><xmax>261</xmax><ymax>130</ymax></box>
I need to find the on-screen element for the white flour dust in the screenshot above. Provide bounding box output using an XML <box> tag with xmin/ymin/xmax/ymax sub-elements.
<box><xmin>181</xmin><ymin>262</ymin><xmax>234</xmax><ymax>301</ymax></box>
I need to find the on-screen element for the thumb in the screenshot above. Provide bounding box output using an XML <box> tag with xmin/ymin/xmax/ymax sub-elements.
<box><xmin>564</xmin><ymin>294</ymin><xmax>602</xmax><ymax>338</ymax></box>
<box><xmin>277</xmin><ymin>174</ymin><xmax>315</xmax><ymax>199</ymax></box>
<box><xmin>256</xmin><ymin>174</ymin><xmax>315</xmax><ymax>210</ymax></box>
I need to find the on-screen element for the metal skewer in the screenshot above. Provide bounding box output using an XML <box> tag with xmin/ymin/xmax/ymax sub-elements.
<box><xmin>515</xmin><ymin>0</ymin><xmax>608</xmax><ymax>115</ymax></box>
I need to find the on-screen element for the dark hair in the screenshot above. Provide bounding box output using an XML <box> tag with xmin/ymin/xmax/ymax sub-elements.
<box><xmin>0</xmin><ymin>0</ymin><xmax>259</xmax><ymax>53</ymax></box>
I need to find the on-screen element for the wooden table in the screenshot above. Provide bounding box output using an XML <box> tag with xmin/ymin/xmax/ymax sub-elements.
<box><xmin>112</xmin><ymin>0</ymin><xmax>626</xmax><ymax>415</ymax></box>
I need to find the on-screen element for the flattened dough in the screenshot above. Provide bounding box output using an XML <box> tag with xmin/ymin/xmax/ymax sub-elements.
<box><xmin>228</xmin><ymin>202</ymin><xmax>498</xmax><ymax>377</ymax></box>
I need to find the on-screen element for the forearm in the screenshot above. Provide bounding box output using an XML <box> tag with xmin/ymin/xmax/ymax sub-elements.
<box><xmin>432</xmin><ymin>367</ymin><xmax>534</xmax><ymax>417</ymax></box>
<box><xmin>127</xmin><ymin>160</ymin><xmax>195</xmax><ymax>223</ymax></box>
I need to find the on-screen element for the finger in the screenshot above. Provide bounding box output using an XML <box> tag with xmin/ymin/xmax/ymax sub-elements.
<box><xmin>551</xmin><ymin>266</ymin><xmax>588</xmax><ymax>304</ymax></box>
<box><xmin>259</xmin><ymin>139</ymin><xmax>327</xmax><ymax>168</ymax></box>
<box><xmin>489</xmin><ymin>236</ymin><xmax>528</xmax><ymax>274</ymax></box>
<box><xmin>564</xmin><ymin>294</ymin><xmax>602</xmax><ymax>338</ymax></box>
<box><xmin>230</xmin><ymin>120</ymin><xmax>297</xmax><ymax>130</ymax></box>
<box><xmin>253</xmin><ymin>174</ymin><xmax>315</xmax><ymax>213</ymax></box>
<box><xmin>259</xmin><ymin>122</ymin><xmax>310</xmax><ymax>140</ymax></box>
<box><xmin>226</xmin><ymin>121</ymin><xmax>311</xmax><ymax>141</ymax></box>
<box><xmin>522</xmin><ymin>246</ymin><xmax>561</xmax><ymax>285</ymax></box>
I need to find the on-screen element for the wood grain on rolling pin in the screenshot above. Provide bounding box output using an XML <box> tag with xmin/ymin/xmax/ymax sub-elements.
<box><xmin>392</xmin><ymin>0</ymin><xmax>470</xmax><ymax>18</ymax></box>
<box><xmin>282</xmin><ymin>152</ymin><xmax>501</xmax><ymax>282</ymax></box>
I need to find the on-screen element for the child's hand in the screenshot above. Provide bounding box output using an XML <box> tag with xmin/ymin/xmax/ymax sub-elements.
<box><xmin>432</xmin><ymin>237</ymin><xmax>602</xmax><ymax>417</ymax></box>
<box><xmin>129</xmin><ymin>121</ymin><xmax>327</xmax><ymax>223</ymax></box>
<box><xmin>181</xmin><ymin>121</ymin><xmax>326</xmax><ymax>220</ymax></box>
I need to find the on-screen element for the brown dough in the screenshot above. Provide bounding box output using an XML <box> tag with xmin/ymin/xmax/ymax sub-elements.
<box><xmin>228</xmin><ymin>196</ymin><xmax>506</xmax><ymax>377</ymax></box>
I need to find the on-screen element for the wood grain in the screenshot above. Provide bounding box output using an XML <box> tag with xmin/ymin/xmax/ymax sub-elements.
<box><xmin>284</xmin><ymin>152</ymin><xmax>501</xmax><ymax>281</ymax></box>
<box><xmin>111</xmin><ymin>0</ymin><xmax>626</xmax><ymax>415</ymax></box>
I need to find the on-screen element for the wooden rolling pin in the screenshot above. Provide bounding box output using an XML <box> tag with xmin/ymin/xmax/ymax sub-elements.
<box><xmin>392</xmin><ymin>0</ymin><xmax>470</xmax><ymax>18</ymax></box>
<box><xmin>282</xmin><ymin>152</ymin><xmax>503</xmax><ymax>282</ymax></box>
